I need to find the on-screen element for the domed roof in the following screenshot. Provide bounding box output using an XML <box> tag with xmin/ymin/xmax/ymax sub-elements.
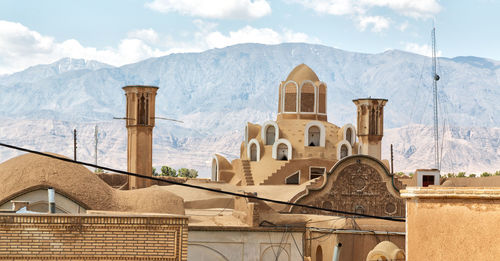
<box><xmin>285</xmin><ymin>64</ymin><xmax>319</xmax><ymax>83</ymax></box>
<box><xmin>0</xmin><ymin>153</ymin><xmax>115</xmax><ymax>210</ymax></box>
<box><xmin>0</xmin><ymin>153</ymin><xmax>185</xmax><ymax>214</ymax></box>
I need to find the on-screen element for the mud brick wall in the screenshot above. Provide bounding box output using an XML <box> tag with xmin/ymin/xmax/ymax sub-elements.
<box><xmin>0</xmin><ymin>213</ymin><xmax>188</xmax><ymax>260</ymax></box>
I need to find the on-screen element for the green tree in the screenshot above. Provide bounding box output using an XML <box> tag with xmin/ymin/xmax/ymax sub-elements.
<box><xmin>160</xmin><ymin>166</ymin><xmax>177</xmax><ymax>177</ymax></box>
<box><xmin>446</xmin><ymin>173</ymin><xmax>456</xmax><ymax>178</ymax></box>
<box><xmin>469</xmin><ymin>173</ymin><xmax>476</xmax><ymax>178</ymax></box>
<box><xmin>495</xmin><ymin>170</ymin><xmax>500</xmax><ymax>176</ymax></box>
<box><xmin>457</xmin><ymin>172</ymin><xmax>466</xmax><ymax>177</ymax></box>
<box><xmin>152</xmin><ymin>167</ymin><xmax>158</xmax><ymax>176</ymax></box>
<box><xmin>481</xmin><ymin>172</ymin><xmax>492</xmax><ymax>177</ymax></box>
<box><xmin>178</xmin><ymin>168</ymin><xmax>198</xmax><ymax>178</ymax></box>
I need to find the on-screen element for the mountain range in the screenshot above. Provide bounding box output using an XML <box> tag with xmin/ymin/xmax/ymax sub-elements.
<box><xmin>0</xmin><ymin>43</ymin><xmax>498</xmax><ymax>176</ymax></box>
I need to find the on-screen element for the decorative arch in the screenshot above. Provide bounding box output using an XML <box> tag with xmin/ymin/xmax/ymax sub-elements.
<box><xmin>272</xmin><ymin>139</ymin><xmax>292</xmax><ymax>161</ymax></box>
<box><xmin>247</xmin><ymin>139</ymin><xmax>261</xmax><ymax>161</ymax></box>
<box><xmin>211</xmin><ymin>155</ymin><xmax>219</xmax><ymax>181</ymax></box>
<box><xmin>342</xmin><ymin>123</ymin><xmax>356</xmax><ymax>145</ymax></box>
<box><xmin>287</xmin><ymin>155</ymin><xmax>405</xmax><ymax>216</ymax></box>
<box><xmin>304</xmin><ymin>121</ymin><xmax>326</xmax><ymax>147</ymax></box>
<box><xmin>261</xmin><ymin>121</ymin><xmax>279</xmax><ymax>145</ymax></box>
<box><xmin>261</xmin><ymin>245</ymin><xmax>290</xmax><ymax>261</ymax></box>
<box><xmin>299</xmin><ymin>80</ymin><xmax>317</xmax><ymax>113</ymax></box>
<box><xmin>336</xmin><ymin>140</ymin><xmax>352</xmax><ymax>160</ymax></box>
<box><xmin>281</xmin><ymin>81</ymin><xmax>298</xmax><ymax>113</ymax></box>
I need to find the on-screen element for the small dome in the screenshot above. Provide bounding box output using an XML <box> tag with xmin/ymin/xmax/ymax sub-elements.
<box><xmin>0</xmin><ymin>153</ymin><xmax>115</xmax><ymax>210</ymax></box>
<box><xmin>285</xmin><ymin>64</ymin><xmax>319</xmax><ymax>83</ymax></box>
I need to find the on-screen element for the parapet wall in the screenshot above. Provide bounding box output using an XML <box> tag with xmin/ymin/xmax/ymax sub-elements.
<box><xmin>402</xmin><ymin>187</ymin><xmax>500</xmax><ymax>261</ymax></box>
<box><xmin>0</xmin><ymin>213</ymin><xmax>188</xmax><ymax>260</ymax></box>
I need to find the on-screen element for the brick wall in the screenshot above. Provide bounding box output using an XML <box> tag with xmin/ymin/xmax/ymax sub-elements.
<box><xmin>0</xmin><ymin>213</ymin><xmax>188</xmax><ymax>260</ymax></box>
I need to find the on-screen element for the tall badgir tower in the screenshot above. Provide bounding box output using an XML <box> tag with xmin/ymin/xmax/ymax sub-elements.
<box><xmin>212</xmin><ymin>64</ymin><xmax>404</xmax><ymax>217</ymax></box>
<box><xmin>122</xmin><ymin>85</ymin><xmax>158</xmax><ymax>190</ymax></box>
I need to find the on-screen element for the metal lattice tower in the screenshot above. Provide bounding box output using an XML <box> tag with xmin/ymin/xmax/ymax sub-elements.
<box><xmin>431</xmin><ymin>27</ymin><xmax>440</xmax><ymax>170</ymax></box>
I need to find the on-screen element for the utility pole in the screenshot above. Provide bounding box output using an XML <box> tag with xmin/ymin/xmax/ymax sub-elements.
<box><xmin>390</xmin><ymin>144</ymin><xmax>394</xmax><ymax>174</ymax></box>
<box><xmin>94</xmin><ymin>125</ymin><xmax>98</xmax><ymax>166</ymax></box>
<box><xmin>73</xmin><ymin>129</ymin><xmax>77</xmax><ymax>161</ymax></box>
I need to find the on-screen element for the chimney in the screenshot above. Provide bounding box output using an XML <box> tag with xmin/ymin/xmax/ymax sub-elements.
<box><xmin>122</xmin><ymin>85</ymin><xmax>159</xmax><ymax>189</ymax></box>
<box><xmin>352</xmin><ymin>98</ymin><xmax>387</xmax><ymax>160</ymax></box>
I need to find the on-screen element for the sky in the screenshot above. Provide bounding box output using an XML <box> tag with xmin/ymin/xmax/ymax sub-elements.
<box><xmin>1</xmin><ymin>0</ymin><xmax>499</xmax><ymax>75</ymax></box>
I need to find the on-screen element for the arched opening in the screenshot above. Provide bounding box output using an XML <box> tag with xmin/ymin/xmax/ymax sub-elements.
<box><xmin>340</xmin><ymin>145</ymin><xmax>348</xmax><ymax>159</ymax></box>
<box><xmin>346</xmin><ymin>128</ymin><xmax>352</xmax><ymax>145</ymax></box>
<box><xmin>284</xmin><ymin>82</ymin><xmax>298</xmax><ymax>112</ymax></box>
<box><xmin>316</xmin><ymin>245</ymin><xmax>323</xmax><ymax>261</ymax></box>
<box><xmin>318</xmin><ymin>83</ymin><xmax>327</xmax><ymax>114</ymax></box>
<box><xmin>277</xmin><ymin>144</ymin><xmax>288</xmax><ymax>161</ymax></box>
<box><xmin>211</xmin><ymin>158</ymin><xmax>218</xmax><ymax>181</ymax></box>
<box><xmin>250</xmin><ymin>143</ymin><xmax>257</xmax><ymax>161</ymax></box>
<box><xmin>266</xmin><ymin>126</ymin><xmax>275</xmax><ymax>145</ymax></box>
<box><xmin>308</xmin><ymin>126</ymin><xmax>320</xmax><ymax>146</ymax></box>
<box><xmin>285</xmin><ymin>171</ymin><xmax>299</xmax><ymax>184</ymax></box>
<box><xmin>300</xmin><ymin>82</ymin><xmax>315</xmax><ymax>113</ymax></box>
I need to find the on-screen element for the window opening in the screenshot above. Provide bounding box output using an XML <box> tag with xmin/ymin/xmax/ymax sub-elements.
<box><xmin>310</xmin><ymin>167</ymin><xmax>325</xmax><ymax>179</ymax></box>
<box><xmin>285</xmin><ymin>172</ymin><xmax>299</xmax><ymax>184</ymax></box>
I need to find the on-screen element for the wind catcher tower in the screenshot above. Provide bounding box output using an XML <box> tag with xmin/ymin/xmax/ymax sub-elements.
<box><xmin>123</xmin><ymin>85</ymin><xmax>159</xmax><ymax>189</ymax></box>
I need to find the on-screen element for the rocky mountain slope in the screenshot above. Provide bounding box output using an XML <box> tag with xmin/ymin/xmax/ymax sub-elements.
<box><xmin>0</xmin><ymin>43</ymin><xmax>498</xmax><ymax>175</ymax></box>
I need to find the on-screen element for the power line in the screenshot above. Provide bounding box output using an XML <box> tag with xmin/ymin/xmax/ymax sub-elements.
<box><xmin>0</xmin><ymin>142</ymin><xmax>405</xmax><ymax>222</ymax></box>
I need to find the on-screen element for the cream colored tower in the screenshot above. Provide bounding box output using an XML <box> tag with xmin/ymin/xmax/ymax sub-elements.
<box><xmin>352</xmin><ymin>98</ymin><xmax>387</xmax><ymax>160</ymax></box>
<box><xmin>122</xmin><ymin>85</ymin><xmax>159</xmax><ymax>190</ymax></box>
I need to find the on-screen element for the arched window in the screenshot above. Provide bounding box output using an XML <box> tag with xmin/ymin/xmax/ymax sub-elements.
<box><xmin>346</xmin><ymin>128</ymin><xmax>352</xmax><ymax>146</ymax></box>
<box><xmin>211</xmin><ymin>157</ymin><xmax>218</xmax><ymax>181</ymax></box>
<box><xmin>316</xmin><ymin>245</ymin><xmax>323</xmax><ymax>261</ymax></box>
<box><xmin>247</xmin><ymin>139</ymin><xmax>261</xmax><ymax>162</ymax></box>
<box><xmin>272</xmin><ymin>139</ymin><xmax>292</xmax><ymax>161</ymax></box>
<box><xmin>250</xmin><ymin>143</ymin><xmax>257</xmax><ymax>161</ymax></box>
<box><xmin>340</xmin><ymin>145</ymin><xmax>348</xmax><ymax>159</ymax></box>
<box><xmin>261</xmin><ymin>121</ymin><xmax>279</xmax><ymax>146</ymax></box>
<box><xmin>266</xmin><ymin>126</ymin><xmax>275</xmax><ymax>145</ymax></box>
<box><xmin>304</xmin><ymin>121</ymin><xmax>326</xmax><ymax>147</ymax></box>
<box><xmin>283</xmin><ymin>82</ymin><xmax>298</xmax><ymax>112</ymax></box>
<box><xmin>285</xmin><ymin>171</ymin><xmax>300</xmax><ymax>184</ymax></box>
<box><xmin>336</xmin><ymin>140</ymin><xmax>352</xmax><ymax>160</ymax></box>
<box><xmin>300</xmin><ymin>81</ymin><xmax>315</xmax><ymax>113</ymax></box>
<box><xmin>277</xmin><ymin>144</ymin><xmax>288</xmax><ymax>160</ymax></box>
<box><xmin>308</xmin><ymin>126</ymin><xmax>320</xmax><ymax>146</ymax></box>
<box><xmin>318</xmin><ymin>83</ymin><xmax>327</xmax><ymax>114</ymax></box>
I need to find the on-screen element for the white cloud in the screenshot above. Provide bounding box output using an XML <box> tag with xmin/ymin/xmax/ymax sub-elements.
<box><xmin>145</xmin><ymin>0</ymin><xmax>271</xmax><ymax>19</ymax></box>
<box><xmin>404</xmin><ymin>42</ymin><xmax>442</xmax><ymax>57</ymax></box>
<box><xmin>360</xmin><ymin>0</ymin><xmax>441</xmax><ymax>18</ymax></box>
<box><xmin>291</xmin><ymin>0</ymin><xmax>441</xmax><ymax>31</ymax></box>
<box><xmin>128</xmin><ymin>29</ymin><xmax>159</xmax><ymax>43</ymax></box>
<box><xmin>0</xmin><ymin>20</ymin><xmax>169</xmax><ymax>74</ymax></box>
<box><xmin>0</xmin><ymin>20</ymin><xmax>317</xmax><ymax>75</ymax></box>
<box><xmin>204</xmin><ymin>26</ymin><xmax>313</xmax><ymax>48</ymax></box>
<box><xmin>398</xmin><ymin>21</ymin><xmax>409</xmax><ymax>32</ymax></box>
<box><xmin>357</xmin><ymin>16</ymin><xmax>390</xmax><ymax>32</ymax></box>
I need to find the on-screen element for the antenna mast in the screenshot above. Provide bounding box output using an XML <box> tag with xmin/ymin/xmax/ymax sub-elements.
<box><xmin>431</xmin><ymin>27</ymin><xmax>440</xmax><ymax>170</ymax></box>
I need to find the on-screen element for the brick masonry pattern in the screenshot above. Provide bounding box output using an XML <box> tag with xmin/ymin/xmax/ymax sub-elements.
<box><xmin>0</xmin><ymin>214</ymin><xmax>188</xmax><ymax>260</ymax></box>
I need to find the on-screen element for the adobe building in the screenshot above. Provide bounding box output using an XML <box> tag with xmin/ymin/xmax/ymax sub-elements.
<box><xmin>211</xmin><ymin>64</ymin><xmax>405</xmax><ymax>218</ymax></box>
<box><xmin>0</xmin><ymin>65</ymin><xmax>409</xmax><ymax>260</ymax></box>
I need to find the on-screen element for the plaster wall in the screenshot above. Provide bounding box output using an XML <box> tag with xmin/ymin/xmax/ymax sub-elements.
<box><xmin>188</xmin><ymin>230</ymin><xmax>304</xmax><ymax>261</ymax></box>
<box><xmin>402</xmin><ymin>187</ymin><xmax>500</xmax><ymax>261</ymax></box>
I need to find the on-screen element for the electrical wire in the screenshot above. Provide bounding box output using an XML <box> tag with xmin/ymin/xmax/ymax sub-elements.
<box><xmin>0</xmin><ymin>142</ymin><xmax>405</xmax><ymax>222</ymax></box>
